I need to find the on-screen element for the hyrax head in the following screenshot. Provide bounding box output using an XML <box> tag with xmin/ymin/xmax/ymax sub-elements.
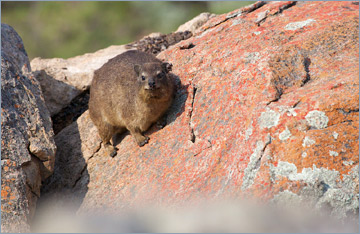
<box><xmin>134</xmin><ymin>62</ymin><xmax>172</xmax><ymax>91</ymax></box>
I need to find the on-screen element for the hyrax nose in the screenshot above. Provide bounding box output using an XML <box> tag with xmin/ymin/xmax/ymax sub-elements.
<box><xmin>148</xmin><ymin>80</ymin><xmax>156</xmax><ymax>89</ymax></box>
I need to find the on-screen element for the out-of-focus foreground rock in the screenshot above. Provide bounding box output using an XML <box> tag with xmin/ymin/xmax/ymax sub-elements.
<box><xmin>1</xmin><ymin>24</ymin><xmax>56</xmax><ymax>232</ymax></box>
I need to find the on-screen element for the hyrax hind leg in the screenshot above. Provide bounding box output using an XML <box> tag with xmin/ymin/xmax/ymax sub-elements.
<box><xmin>97</xmin><ymin>122</ymin><xmax>118</xmax><ymax>157</ymax></box>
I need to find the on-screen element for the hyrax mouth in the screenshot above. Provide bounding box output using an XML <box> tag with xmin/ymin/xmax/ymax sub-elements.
<box><xmin>144</xmin><ymin>87</ymin><xmax>158</xmax><ymax>91</ymax></box>
<box><xmin>142</xmin><ymin>86</ymin><xmax>160</xmax><ymax>99</ymax></box>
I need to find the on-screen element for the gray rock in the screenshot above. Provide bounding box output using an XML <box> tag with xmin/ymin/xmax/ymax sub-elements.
<box><xmin>1</xmin><ymin>24</ymin><xmax>31</xmax><ymax>74</ymax></box>
<box><xmin>1</xmin><ymin>24</ymin><xmax>56</xmax><ymax>232</ymax></box>
<box><xmin>41</xmin><ymin>110</ymin><xmax>100</xmax><ymax>196</ymax></box>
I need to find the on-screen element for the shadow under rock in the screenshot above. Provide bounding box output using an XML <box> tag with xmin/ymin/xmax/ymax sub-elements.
<box><xmin>166</xmin><ymin>73</ymin><xmax>188</xmax><ymax>125</ymax></box>
<box><xmin>51</xmin><ymin>90</ymin><xmax>89</xmax><ymax>135</ymax></box>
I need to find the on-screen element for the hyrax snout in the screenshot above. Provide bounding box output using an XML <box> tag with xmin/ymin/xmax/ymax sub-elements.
<box><xmin>89</xmin><ymin>50</ymin><xmax>174</xmax><ymax>157</ymax></box>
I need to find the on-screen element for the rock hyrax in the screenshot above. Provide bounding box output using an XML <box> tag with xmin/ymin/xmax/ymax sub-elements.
<box><xmin>89</xmin><ymin>50</ymin><xmax>174</xmax><ymax>157</ymax></box>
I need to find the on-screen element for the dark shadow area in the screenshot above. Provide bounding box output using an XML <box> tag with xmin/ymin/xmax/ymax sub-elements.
<box><xmin>52</xmin><ymin>89</ymin><xmax>89</xmax><ymax>134</ymax></box>
<box><xmin>301</xmin><ymin>56</ymin><xmax>311</xmax><ymax>86</ymax></box>
<box><xmin>165</xmin><ymin>73</ymin><xmax>188</xmax><ymax>125</ymax></box>
<box><xmin>113</xmin><ymin>131</ymin><xmax>130</xmax><ymax>146</ymax></box>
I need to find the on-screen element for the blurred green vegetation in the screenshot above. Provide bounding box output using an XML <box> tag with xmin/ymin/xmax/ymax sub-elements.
<box><xmin>2</xmin><ymin>1</ymin><xmax>253</xmax><ymax>60</ymax></box>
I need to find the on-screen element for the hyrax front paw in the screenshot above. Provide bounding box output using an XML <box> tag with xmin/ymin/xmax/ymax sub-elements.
<box><xmin>109</xmin><ymin>149</ymin><xmax>117</xmax><ymax>158</ymax></box>
<box><xmin>103</xmin><ymin>143</ymin><xmax>118</xmax><ymax>157</ymax></box>
<box><xmin>137</xmin><ymin>135</ymin><xmax>150</xmax><ymax>147</ymax></box>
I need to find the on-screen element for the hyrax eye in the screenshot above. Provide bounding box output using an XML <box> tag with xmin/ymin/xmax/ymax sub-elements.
<box><xmin>157</xmin><ymin>73</ymin><xmax>164</xmax><ymax>79</ymax></box>
<box><xmin>141</xmin><ymin>75</ymin><xmax>146</xmax><ymax>81</ymax></box>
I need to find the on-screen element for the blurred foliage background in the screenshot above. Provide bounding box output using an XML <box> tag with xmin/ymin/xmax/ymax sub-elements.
<box><xmin>2</xmin><ymin>1</ymin><xmax>253</xmax><ymax>60</ymax></box>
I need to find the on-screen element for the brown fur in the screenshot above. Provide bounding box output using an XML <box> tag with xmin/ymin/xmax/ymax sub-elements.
<box><xmin>89</xmin><ymin>50</ymin><xmax>174</xmax><ymax>157</ymax></box>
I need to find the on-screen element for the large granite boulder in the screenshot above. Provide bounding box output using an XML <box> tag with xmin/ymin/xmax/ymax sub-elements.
<box><xmin>36</xmin><ymin>1</ymin><xmax>359</xmax><ymax>232</ymax></box>
<box><xmin>1</xmin><ymin>24</ymin><xmax>56</xmax><ymax>232</ymax></box>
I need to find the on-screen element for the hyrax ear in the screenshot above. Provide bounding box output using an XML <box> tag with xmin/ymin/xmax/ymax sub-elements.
<box><xmin>134</xmin><ymin>64</ymin><xmax>141</xmax><ymax>76</ymax></box>
<box><xmin>161</xmin><ymin>62</ymin><xmax>172</xmax><ymax>73</ymax></box>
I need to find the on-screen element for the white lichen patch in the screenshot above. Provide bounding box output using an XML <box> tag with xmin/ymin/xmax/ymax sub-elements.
<box><xmin>271</xmin><ymin>162</ymin><xmax>340</xmax><ymax>188</ymax></box>
<box><xmin>231</xmin><ymin>18</ymin><xmax>246</xmax><ymax>26</ymax></box>
<box><xmin>259</xmin><ymin>109</ymin><xmax>280</xmax><ymax>129</ymax></box>
<box><xmin>270</xmin><ymin>162</ymin><xmax>359</xmax><ymax>219</ymax></box>
<box><xmin>241</xmin><ymin>135</ymin><xmax>271</xmax><ymax>190</ymax></box>
<box><xmin>272</xmin><ymin>161</ymin><xmax>297</xmax><ymax>178</ymax></box>
<box><xmin>244</xmin><ymin>52</ymin><xmax>261</xmax><ymax>64</ymax></box>
<box><xmin>329</xmin><ymin>150</ymin><xmax>339</xmax><ymax>157</ymax></box>
<box><xmin>316</xmin><ymin>165</ymin><xmax>359</xmax><ymax>219</ymax></box>
<box><xmin>245</xmin><ymin>126</ymin><xmax>253</xmax><ymax>141</ymax></box>
<box><xmin>305</xmin><ymin>110</ymin><xmax>329</xmax><ymax>129</ymax></box>
<box><xmin>343</xmin><ymin>160</ymin><xmax>354</xmax><ymax>166</ymax></box>
<box><xmin>332</xmin><ymin>131</ymin><xmax>339</xmax><ymax>140</ymax></box>
<box><xmin>302</xmin><ymin>136</ymin><xmax>315</xmax><ymax>147</ymax></box>
<box><xmin>301</xmin><ymin>152</ymin><xmax>307</xmax><ymax>158</ymax></box>
<box><xmin>241</xmin><ymin>141</ymin><xmax>264</xmax><ymax>190</ymax></box>
<box><xmin>279</xmin><ymin>128</ymin><xmax>291</xmax><ymax>141</ymax></box>
<box><xmin>285</xmin><ymin>19</ymin><xmax>316</xmax><ymax>30</ymax></box>
<box><xmin>254</xmin><ymin>31</ymin><xmax>261</xmax><ymax>35</ymax></box>
<box><xmin>286</xmin><ymin>108</ymin><xmax>298</xmax><ymax>116</ymax></box>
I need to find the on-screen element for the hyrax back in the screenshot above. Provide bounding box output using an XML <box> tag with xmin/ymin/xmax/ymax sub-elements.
<box><xmin>89</xmin><ymin>50</ymin><xmax>174</xmax><ymax>157</ymax></box>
